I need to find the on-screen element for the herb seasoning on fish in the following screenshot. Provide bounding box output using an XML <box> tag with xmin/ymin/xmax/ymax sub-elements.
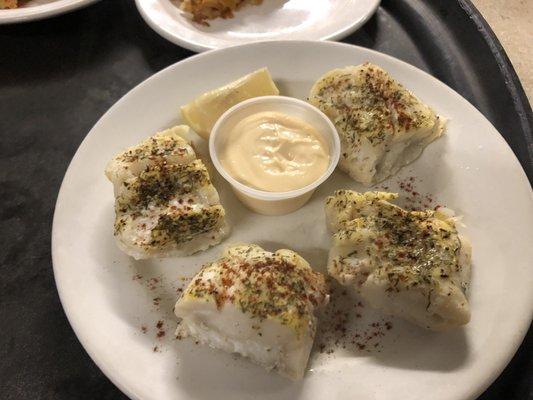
<box><xmin>106</xmin><ymin>126</ymin><xmax>229</xmax><ymax>259</ymax></box>
<box><xmin>309</xmin><ymin>63</ymin><xmax>446</xmax><ymax>185</ymax></box>
<box><xmin>325</xmin><ymin>190</ymin><xmax>472</xmax><ymax>331</ymax></box>
<box><xmin>174</xmin><ymin>244</ymin><xmax>329</xmax><ymax>380</ymax></box>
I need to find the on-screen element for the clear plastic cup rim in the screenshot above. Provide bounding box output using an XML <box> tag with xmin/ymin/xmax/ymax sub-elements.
<box><xmin>209</xmin><ymin>95</ymin><xmax>341</xmax><ymax>201</ymax></box>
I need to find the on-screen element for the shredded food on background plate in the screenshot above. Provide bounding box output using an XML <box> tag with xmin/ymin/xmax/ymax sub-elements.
<box><xmin>180</xmin><ymin>0</ymin><xmax>263</xmax><ymax>25</ymax></box>
<box><xmin>0</xmin><ymin>0</ymin><xmax>18</xmax><ymax>9</ymax></box>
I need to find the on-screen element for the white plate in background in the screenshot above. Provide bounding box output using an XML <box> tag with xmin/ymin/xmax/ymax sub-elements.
<box><xmin>135</xmin><ymin>0</ymin><xmax>380</xmax><ymax>52</ymax></box>
<box><xmin>0</xmin><ymin>0</ymin><xmax>99</xmax><ymax>24</ymax></box>
<box><xmin>52</xmin><ymin>41</ymin><xmax>533</xmax><ymax>400</ymax></box>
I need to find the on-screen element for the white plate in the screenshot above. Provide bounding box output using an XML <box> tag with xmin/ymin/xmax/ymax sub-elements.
<box><xmin>52</xmin><ymin>41</ymin><xmax>533</xmax><ymax>400</ymax></box>
<box><xmin>0</xmin><ymin>0</ymin><xmax>99</xmax><ymax>24</ymax></box>
<box><xmin>135</xmin><ymin>0</ymin><xmax>380</xmax><ymax>52</ymax></box>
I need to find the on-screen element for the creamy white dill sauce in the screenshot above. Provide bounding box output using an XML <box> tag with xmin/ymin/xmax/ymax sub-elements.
<box><xmin>220</xmin><ymin>111</ymin><xmax>330</xmax><ymax>192</ymax></box>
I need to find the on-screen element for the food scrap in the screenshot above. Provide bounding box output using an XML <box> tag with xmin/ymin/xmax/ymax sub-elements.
<box><xmin>179</xmin><ymin>0</ymin><xmax>264</xmax><ymax>26</ymax></box>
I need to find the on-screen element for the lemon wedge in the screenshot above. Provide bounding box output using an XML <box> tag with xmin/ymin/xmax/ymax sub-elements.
<box><xmin>180</xmin><ymin>67</ymin><xmax>279</xmax><ymax>139</ymax></box>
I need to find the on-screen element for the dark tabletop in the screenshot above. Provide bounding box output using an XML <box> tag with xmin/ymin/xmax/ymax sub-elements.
<box><xmin>0</xmin><ymin>0</ymin><xmax>531</xmax><ymax>399</ymax></box>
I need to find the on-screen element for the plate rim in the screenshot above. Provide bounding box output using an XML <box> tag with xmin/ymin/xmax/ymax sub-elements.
<box><xmin>51</xmin><ymin>40</ymin><xmax>533</xmax><ymax>400</ymax></box>
<box><xmin>0</xmin><ymin>0</ymin><xmax>100</xmax><ymax>24</ymax></box>
<box><xmin>134</xmin><ymin>0</ymin><xmax>381</xmax><ymax>52</ymax></box>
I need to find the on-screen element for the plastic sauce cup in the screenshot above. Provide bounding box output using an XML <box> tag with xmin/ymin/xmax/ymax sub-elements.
<box><xmin>209</xmin><ymin>96</ymin><xmax>340</xmax><ymax>216</ymax></box>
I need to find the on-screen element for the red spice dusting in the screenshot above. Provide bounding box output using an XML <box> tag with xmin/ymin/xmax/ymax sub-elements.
<box><xmin>148</xmin><ymin>277</ymin><xmax>161</xmax><ymax>291</ymax></box>
<box><xmin>314</xmin><ymin>278</ymin><xmax>393</xmax><ymax>356</ymax></box>
<box><xmin>155</xmin><ymin>320</ymin><xmax>166</xmax><ymax>339</ymax></box>
<box><xmin>378</xmin><ymin>176</ymin><xmax>442</xmax><ymax>211</ymax></box>
<box><xmin>221</xmin><ymin>277</ymin><xmax>233</xmax><ymax>287</ymax></box>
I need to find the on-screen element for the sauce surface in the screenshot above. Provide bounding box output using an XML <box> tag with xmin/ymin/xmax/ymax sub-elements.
<box><xmin>220</xmin><ymin>111</ymin><xmax>330</xmax><ymax>192</ymax></box>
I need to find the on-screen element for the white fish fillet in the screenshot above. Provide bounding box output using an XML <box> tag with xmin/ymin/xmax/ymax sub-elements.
<box><xmin>325</xmin><ymin>190</ymin><xmax>471</xmax><ymax>331</ymax></box>
<box><xmin>105</xmin><ymin>126</ymin><xmax>196</xmax><ymax>190</ymax></box>
<box><xmin>174</xmin><ymin>244</ymin><xmax>329</xmax><ymax>379</ymax></box>
<box><xmin>105</xmin><ymin>126</ymin><xmax>229</xmax><ymax>259</ymax></box>
<box><xmin>309</xmin><ymin>63</ymin><xmax>445</xmax><ymax>185</ymax></box>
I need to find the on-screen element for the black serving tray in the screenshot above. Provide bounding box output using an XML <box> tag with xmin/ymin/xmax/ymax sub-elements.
<box><xmin>0</xmin><ymin>1</ymin><xmax>531</xmax><ymax>399</ymax></box>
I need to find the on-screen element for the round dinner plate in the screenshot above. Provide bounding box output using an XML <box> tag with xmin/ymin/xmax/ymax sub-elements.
<box><xmin>135</xmin><ymin>0</ymin><xmax>380</xmax><ymax>52</ymax></box>
<box><xmin>0</xmin><ymin>0</ymin><xmax>99</xmax><ymax>24</ymax></box>
<box><xmin>52</xmin><ymin>41</ymin><xmax>533</xmax><ymax>400</ymax></box>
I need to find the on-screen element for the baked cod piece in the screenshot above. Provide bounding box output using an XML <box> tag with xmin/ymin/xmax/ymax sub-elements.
<box><xmin>106</xmin><ymin>126</ymin><xmax>229</xmax><ymax>259</ymax></box>
<box><xmin>174</xmin><ymin>244</ymin><xmax>329</xmax><ymax>379</ymax></box>
<box><xmin>309</xmin><ymin>63</ymin><xmax>446</xmax><ymax>185</ymax></box>
<box><xmin>325</xmin><ymin>190</ymin><xmax>471</xmax><ymax>330</ymax></box>
<box><xmin>105</xmin><ymin>125</ymin><xmax>196</xmax><ymax>189</ymax></box>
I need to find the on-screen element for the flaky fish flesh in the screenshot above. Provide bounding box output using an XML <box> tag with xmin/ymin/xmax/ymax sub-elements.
<box><xmin>105</xmin><ymin>126</ymin><xmax>229</xmax><ymax>259</ymax></box>
<box><xmin>325</xmin><ymin>190</ymin><xmax>471</xmax><ymax>330</ymax></box>
<box><xmin>174</xmin><ymin>244</ymin><xmax>329</xmax><ymax>379</ymax></box>
<box><xmin>309</xmin><ymin>63</ymin><xmax>445</xmax><ymax>185</ymax></box>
